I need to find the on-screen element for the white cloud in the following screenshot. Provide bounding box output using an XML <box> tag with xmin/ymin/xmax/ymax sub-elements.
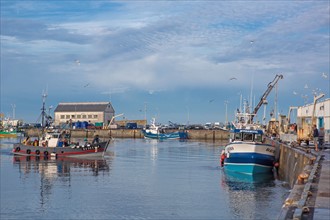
<box><xmin>1</xmin><ymin>1</ymin><xmax>329</xmax><ymax>123</ymax></box>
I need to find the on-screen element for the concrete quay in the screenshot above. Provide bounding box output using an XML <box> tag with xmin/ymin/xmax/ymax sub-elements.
<box><xmin>24</xmin><ymin>128</ymin><xmax>230</xmax><ymax>141</ymax></box>
<box><xmin>278</xmin><ymin>144</ymin><xmax>330</xmax><ymax>220</ymax></box>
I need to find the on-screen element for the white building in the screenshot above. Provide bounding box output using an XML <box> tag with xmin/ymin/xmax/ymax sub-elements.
<box><xmin>54</xmin><ymin>102</ymin><xmax>115</xmax><ymax>127</ymax></box>
<box><xmin>297</xmin><ymin>98</ymin><xmax>330</xmax><ymax>143</ymax></box>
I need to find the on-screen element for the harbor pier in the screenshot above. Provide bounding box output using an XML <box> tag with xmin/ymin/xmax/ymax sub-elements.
<box><xmin>24</xmin><ymin>128</ymin><xmax>230</xmax><ymax>141</ymax></box>
<box><xmin>277</xmin><ymin>143</ymin><xmax>330</xmax><ymax>220</ymax></box>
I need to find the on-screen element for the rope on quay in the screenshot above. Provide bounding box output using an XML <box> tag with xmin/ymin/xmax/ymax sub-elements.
<box><xmin>292</xmin><ymin>154</ymin><xmax>322</xmax><ymax>220</ymax></box>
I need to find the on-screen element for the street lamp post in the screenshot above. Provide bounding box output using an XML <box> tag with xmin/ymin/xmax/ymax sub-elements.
<box><xmin>224</xmin><ymin>101</ymin><xmax>229</xmax><ymax>127</ymax></box>
<box><xmin>11</xmin><ymin>104</ymin><xmax>16</xmax><ymax>119</ymax></box>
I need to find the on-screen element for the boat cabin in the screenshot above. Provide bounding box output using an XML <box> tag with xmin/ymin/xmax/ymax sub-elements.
<box><xmin>230</xmin><ymin>129</ymin><xmax>263</xmax><ymax>143</ymax></box>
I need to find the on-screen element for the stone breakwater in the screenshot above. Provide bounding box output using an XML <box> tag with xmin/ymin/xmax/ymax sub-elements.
<box><xmin>24</xmin><ymin>128</ymin><xmax>230</xmax><ymax>141</ymax></box>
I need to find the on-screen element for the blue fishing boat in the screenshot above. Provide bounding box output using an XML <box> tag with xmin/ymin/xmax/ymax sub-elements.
<box><xmin>220</xmin><ymin>107</ymin><xmax>276</xmax><ymax>174</ymax></box>
<box><xmin>222</xmin><ymin>126</ymin><xmax>275</xmax><ymax>174</ymax></box>
<box><xmin>220</xmin><ymin>75</ymin><xmax>283</xmax><ymax>174</ymax></box>
<box><xmin>142</xmin><ymin>118</ymin><xmax>188</xmax><ymax>140</ymax></box>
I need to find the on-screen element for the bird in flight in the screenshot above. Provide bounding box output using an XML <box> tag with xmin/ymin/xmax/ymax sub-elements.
<box><xmin>84</xmin><ymin>83</ymin><xmax>90</xmax><ymax>88</ymax></box>
<box><xmin>322</xmin><ymin>72</ymin><xmax>328</xmax><ymax>78</ymax></box>
<box><xmin>293</xmin><ymin>91</ymin><xmax>298</xmax><ymax>95</ymax></box>
<box><xmin>209</xmin><ymin>99</ymin><xmax>215</xmax><ymax>103</ymax></box>
<box><xmin>229</xmin><ymin>77</ymin><xmax>237</xmax><ymax>80</ymax></box>
<box><xmin>75</xmin><ymin>60</ymin><xmax>80</xmax><ymax>65</ymax></box>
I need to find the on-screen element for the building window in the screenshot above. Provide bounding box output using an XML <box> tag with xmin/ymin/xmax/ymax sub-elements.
<box><xmin>82</xmin><ymin>115</ymin><xmax>87</xmax><ymax>119</ymax></box>
<box><xmin>88</xmin><ymin>115</ymin><xmax>92</xmax><ymax>119</ymax></box>
<box><xmin>94</xmin><ymin>115</ymin><xmax>98</xmax><ymax>119</ymax></box>
<box><xmin>77</xmin><ymin>115</ymin><xmax>81</xmax><ymax>119</ymax></box>
<box><xmin>71</xmin><ymin>115</ymin><xmax>75</xmax><ymax>119</ymax></box>
<box><xmin>66</xmin><ymin>115</ymin><xmax>70</xmax><ymax>119</ymax></box>
<box><xmin>60</xmin><ymin>115</ymin><xmax>65</xmax><ymax>119</ymax></box>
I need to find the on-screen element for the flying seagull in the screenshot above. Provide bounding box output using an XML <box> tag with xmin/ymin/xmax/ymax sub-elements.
<box><xmin>209</xmin><ymin>99</ymin><xmax>215</xmax><ymax>103</ymax></box>
<box><xmin>75</xmin><ymin>60</ymin><xmax>80</xmax><ymax>65</ymax></box>
<box><xmin>84</xmin><ymin>83</ymin><xmax>90</xmax><ymax>88</ymax></box>
<box><xmin>322</xmin><ymin>72</ymin><xmax>328</xmax><ymax>78</ymax></box>
<box><xmin>229</xmin><ymin>77</ymin><xmax>237</xmax><ymax>80</ymax></box>
<box><xmin>293</xmin><ymin>91</ymin><xmax>298</xmax><ymax>95</ymax></box>
<box><xmin>304</xmin><ymin>84</ymin><xmax>308</xmax><ymax>89</ymax></box>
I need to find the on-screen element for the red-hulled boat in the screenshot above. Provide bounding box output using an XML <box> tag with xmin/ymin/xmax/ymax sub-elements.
<box><xmin>13</xmin><ymin>132</ymin><xmax>110</xmax><ymax>158</ymax></box>
<box><xmin>12</xmin><ymin>91</ymin><xmax>110</xmax><ymax>158</ymax></box>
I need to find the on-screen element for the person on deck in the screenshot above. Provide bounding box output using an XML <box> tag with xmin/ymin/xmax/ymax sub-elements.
<box><xmin>313</xmin><ymin>125</ymin><xmax>319</xmax><ymax>151</ymax></box>
<box><xmin>318</xmin><ymin>127</ymin><xmax>325</xmax><ymax>150</ymax></box>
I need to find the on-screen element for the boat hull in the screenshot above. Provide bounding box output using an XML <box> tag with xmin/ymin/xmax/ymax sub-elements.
<box><xmin>12</xmin><ymin>140</ymin><xmax>110</xmax><ymax>158</ymax></box>
<box><xmin>224</xmin><ymin>142</ymin><xmax>275</xmax><ymax>174</ymax></box>
<box><xmin>0</xmin><ymin>131</ymin><xmax>17</xmax><ymax>138</ymax></box>
<box><xmin>142</xmin><ymin>130</ymin><xmax>188</xmax><ymax>140</ymax></box>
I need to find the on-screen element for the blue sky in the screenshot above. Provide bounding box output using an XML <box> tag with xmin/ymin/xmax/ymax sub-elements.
<box><xmin>1</xmin><ymin>1</ymin><xmax>329</xmax><ymax>125</ymax></box>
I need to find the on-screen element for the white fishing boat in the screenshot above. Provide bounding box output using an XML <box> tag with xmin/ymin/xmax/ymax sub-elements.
<box><xmin>220</xmin><ymin>75</ymin><xmax>283</xmax><ymax>174</ymax></box>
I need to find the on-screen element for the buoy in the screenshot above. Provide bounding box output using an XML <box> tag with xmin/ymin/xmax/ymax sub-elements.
<box><xmin>220</xmin><ymin>150</ymin><xmax>226</xmax><ymax>167</ymax></box>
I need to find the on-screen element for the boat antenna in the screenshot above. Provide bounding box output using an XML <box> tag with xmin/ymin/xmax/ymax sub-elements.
<box><xmin>41</xmin><ymin>90</ymin><xmax>48</xmax><ymax>138</ymax></box>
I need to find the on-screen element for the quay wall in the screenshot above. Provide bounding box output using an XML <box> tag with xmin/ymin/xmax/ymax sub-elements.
<box><xmin>278</xmin><ymin>144</ymin><xmax>315</xmax><ymax>188</ymax></box>
<box><xmin>24</xmin><ymin>128</ymin><xmax>230</xmax><ymax>141</ymax></box>
<box><xmin>266</xmin><ymin>139</ymin><xmax>316</xmax><ymax>188</ymax></box>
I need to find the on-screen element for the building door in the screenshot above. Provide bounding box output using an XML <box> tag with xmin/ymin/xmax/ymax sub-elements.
<box><xmin>318</xmin><ymin>117</ymin><xmax>324</xmax><ymax>128</ymax></box>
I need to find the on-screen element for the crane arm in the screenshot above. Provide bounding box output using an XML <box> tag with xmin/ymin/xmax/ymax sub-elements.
<box><xmin>107</xmin><ymin>113</ymin><xmax>124</xmax><ymax>128</ymax></box>
<box><xmin>249</xmin><ymin>74</ymin><xmax>283</xmax><ymax>123</ymax></box>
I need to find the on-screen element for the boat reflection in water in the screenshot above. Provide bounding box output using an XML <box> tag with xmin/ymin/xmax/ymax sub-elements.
<box><xmin>223</xmin><ymin>170</ymin><xmax>275</xmax><ymax>185</ymax></box>
<box><xmin>13</xmin><ymin>155</ymin><xmax>112</xmax><ymax>177</ymax></box>
<box><xmin>221</xmin><ymin>170</ymin><xmax>276</xmax><ymax>219</ymax></box>
<box><xmin>12</xmin><ymin>155</ymin><xmax>112</xmax><ymax>210</ymax></box>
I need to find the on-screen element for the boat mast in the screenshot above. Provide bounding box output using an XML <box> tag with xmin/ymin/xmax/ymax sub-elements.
<box><xmin>41</xmin><ymin>91</ymin><xmax>47</xmax><ymax>137</ymax></box>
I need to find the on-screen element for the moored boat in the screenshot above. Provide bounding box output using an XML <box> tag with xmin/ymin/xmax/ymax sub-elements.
<box><xmin>12</xmin><ymin>92</ymin><xmax>111</xmax><ymax>158</ymax></box>
<box><xmin>220</xmin><ymin>75</ymin><xmax>283</xmax><ymax>174</ymax></box>
<box><xmin>13</xmin><ymin>132</ymin><xmax>110</xmax><ymax>158</ymax></box>
<box><xmin>222</xmin><ymin>127</ymin><xmax>275</xmax><ymax>174</ymax></box>
<box><xmin>0</xmin><ymin>129</ymin><xmax>17</xmax><ymax>138</ymax></box>
<box><xmin>142</xmin><ymin>118</ymin><xmax>188</xmax><ymax>140</ymax></box>
<box><xmin>220</xmin><ymin>105</ymin><xmax>275</xmax><ymax>174</ymax></box>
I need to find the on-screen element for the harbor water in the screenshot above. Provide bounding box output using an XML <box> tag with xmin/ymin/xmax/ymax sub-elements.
<box><xmin>1</xmin><ymin>138</ymin><xmax>289</xmax><ymax>220</ymax></box>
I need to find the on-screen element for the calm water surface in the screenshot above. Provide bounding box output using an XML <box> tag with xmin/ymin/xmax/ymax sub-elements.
<box><xmin>0</xmin><ymin>137</ymin><xmax>289</xmax><ymax>220</ymax></box>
